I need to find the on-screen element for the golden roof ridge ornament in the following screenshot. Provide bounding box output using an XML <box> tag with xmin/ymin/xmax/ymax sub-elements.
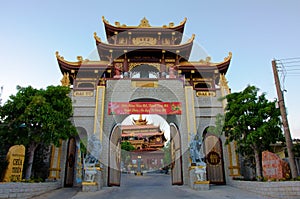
<box><xmin>180</xmin><ymin>17</ymin><xmax>187</xmax><ymax>25</ymax></box>
<box><xmin>224</xmin><ymin>52</ymin><xmax>232</xmax><ymax>62</ymax></box>
<box><xmin>133</xmin><ymin>114</ymin><xmax>148</xmax><ymax>125</ymax></box>
<box><xmin>138</xmin><ymin>17</ymin><xmax>151</xmax><ymax>28</ymax></box>
<box><xmin>188</xmin><ymin>34</ymin><xmax>195</xmax><ymax>42</ymax></box>
<box><xmin>198</xmin><ymin>52</ymin><xmax>232</xmax><ymax>65</ymax></box>
<box><xmin>55</xmin><ymin>51</ymin><xmax>83</xmax><ymax>66</ymax></box>
<box><xmin>102</xmin><ymin>16</ymin><xmax>109</xmax><ymax>24</ymax></box>
<box><xmin>94</xmin><ymin>32</ymin><xmax>101</xmax><ymax>42</ymax></box>
<box><xmin>103</xmin><ymin>16</ymin><xmax>186</xmax><ymax>28</ymax></box>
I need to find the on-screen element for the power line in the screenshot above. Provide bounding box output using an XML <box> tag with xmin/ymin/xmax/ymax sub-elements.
<box><xmin>279</xmin><ymin>64</ymin><xmax>300</xmax><ymax>68</ymax></box>
<box><xmin>275</xmin><ymin>57</ymin><xmax>300</xmax><ymax>61</ymax></box>
<box><xmin>275</xmin><ymin>58</ymin><xmax>300</xmax><ymax>91</ymax></box>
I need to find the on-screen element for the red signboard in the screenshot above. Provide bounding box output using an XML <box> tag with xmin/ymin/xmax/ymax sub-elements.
<box><xmin>108</xmin><ymin>102</ymin><xmax>182</xmax><ymax>115</ymax></box>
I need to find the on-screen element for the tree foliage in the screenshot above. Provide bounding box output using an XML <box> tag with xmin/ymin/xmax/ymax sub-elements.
<box><xmin>0</xmin><ymin>85</ymin><xmax>77</xmax><ymax>179</ymax></box>
<box><xmin>218</xmin><ymin>85</ymin><xmax>284</xmax><ymax>180</ymax></box>
<box><xmin>121</xmin><ymin>141</ymin><xmax>135</xmax><ymax>152</ymax></box>
<box><xmin>121</xmin><ymin>141</ymin><xmax>135</xmax><ymax>167</ymax></box>
<box><xmin>292</xmin><ymin>139</ymin><xmax>300</xmax><ymax>158</ymax></box>
<box><xmin>162</xmin><ymin>142</ymin><xmax>171</xmax><ymax>167</ymax></box>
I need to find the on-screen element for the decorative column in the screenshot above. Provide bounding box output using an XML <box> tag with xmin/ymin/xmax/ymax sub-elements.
<box><xmin>219</xmin><ymin>74</ymin><xmax>241</xmax><ymax>178</ymax></box>
<box><xmin>128</xmin><ymin>32</ymin><xmax>132</xmax><ymax>45</ymax></box>
<box><xmin>161</xmin><ymin>50</ymin><xmax>166</xmax><ymax>76</ymax></box>
<box><xmin>48</xmin><ymin>143</ymin><xmax>62</xmax><ymax>181</ymax></box>
<box><xmin>123</xmin><ymin>51</ymin><xmax>128</xmax><ymax>72</ymax></box>
<box><xmin>157</xmin><ymin>32</ymin><xmax>161</xmax><ymax>45</ymax></box>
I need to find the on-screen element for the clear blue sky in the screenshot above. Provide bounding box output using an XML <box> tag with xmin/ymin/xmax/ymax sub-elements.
<box><xmin>1</xmin><ymin>0</ymin><xmax>300</xmax><ymax>138</ymax></box>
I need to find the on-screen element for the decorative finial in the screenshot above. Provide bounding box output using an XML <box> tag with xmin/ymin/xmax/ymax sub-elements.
<box><xmin>133</xmin><ymin>114</ymin><xmax>148</xmax><ymax>125</ymax></box>
<box><xmin>224</xmin><ymin>52</ymin><xmax>232</xmax><ymax>61</ymax></box>
<box><xmin>180</xmin><ymin>17</ymin><xmax>187</xmax><ymax>25</ymax></box>
<box><xmin>77</xmin><ymin>56</ymin><xmax>83</xmax><ymax>62</ymax></box>
<box><xmin>94</xmin><ymin>32</ymin><xmax>101</xmax><ymax>42</ymax></box>
<box><xmin>55</xmin><ymin>51</ymin><xmax>64</xmax><ymax>60</ymax></box>
<box><xmin>138</xmin><ymin>17</ymin><xmax>151</xmax><ymax>28</ymax></box>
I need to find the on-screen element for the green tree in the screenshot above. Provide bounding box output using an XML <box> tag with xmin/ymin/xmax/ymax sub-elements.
<box><xmin>0</xmin><ymin>85</ymin><xmax>77</xmax><ymax>180</ymax></box>
<box><xmin>121</xmin><ymin>141</ymin><xmax>135</xmax><ymax>167</ymax></box>
<box><xmin>217</xmin><ymin>85</ymin><xmax>284</xmax><ymax>180</ymax></box>
<box><xmin>162</xmin><ymin>142</ymin><xmax>171</xmax><ymax>167</ymax></box>
<box><xmin>292</xmin><ymin>139</ymin><xmax>300</xmax><ymax>158</ymax></box>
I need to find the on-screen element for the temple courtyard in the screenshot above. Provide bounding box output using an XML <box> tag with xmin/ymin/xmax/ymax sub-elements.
<box><xmin>32</xmin><ymin>173</ymin><xmax>266</xmax><ymax>199</ymax></box>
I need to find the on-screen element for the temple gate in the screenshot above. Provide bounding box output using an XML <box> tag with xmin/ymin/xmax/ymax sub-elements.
<box><xmin>52</xmin><ymin>17</ymin><xmax>241</xmax><ymax>188</ymax></box>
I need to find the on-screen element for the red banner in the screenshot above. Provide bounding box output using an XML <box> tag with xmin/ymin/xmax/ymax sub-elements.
<box><xmin>108</xmin><ymin>102</ymin><xmax>182</xmax><ymax>115</ymax></box>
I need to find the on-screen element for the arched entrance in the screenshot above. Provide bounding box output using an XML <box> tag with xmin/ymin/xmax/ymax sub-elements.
<box><xmin>203</xmin><ymin>128</ymin><xmax>226</xmax><ymax>184</ymax></box>
<box><xmin>130</xmin><ymin>64</ymin><xmax>160</xmax><ymax>78</ymax></box>
<box><xmin>64</xmin><ymin>137</ymin><xmax>76</xmax><ymax>187</ymax></box>
<box><xmin>108</xmin><ymin>124</ymin><xmax>122</xmax><ymax>186</ymax></box>
<box><xmin>107</xmin><ymin>118</ymin><xmax>183</xmax><ymax>186</ymax></box>
<box><xmin>170</xmin><ymin>123</ymin><xmax>183</xmax><ymax>185</ymax></box>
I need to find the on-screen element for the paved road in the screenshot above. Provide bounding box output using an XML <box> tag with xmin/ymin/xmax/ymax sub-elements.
<box><xmin>33</xmin><ymin>174</ymin><xmax>269</xmax><ymax>199</ymax></box>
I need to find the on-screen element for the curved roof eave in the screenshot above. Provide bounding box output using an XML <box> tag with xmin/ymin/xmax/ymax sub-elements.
<box><xmin>94</xmin><ymin>33</ymin><xmax>194</xmax><ymax>51</ymax></box>
<box><xmin>56</xmin><ymin>51</ymin><xmax>110</xmax><ymax>72</ymax></box>
<box><xmin>178</xmin><ymin>52</ymin><xmax>232</xmax><ymax>74</ymax></box>
<box><xmin>102</xmin><ymin>16</ymin><xmax>186</xmax><ymax>33</ymax></box>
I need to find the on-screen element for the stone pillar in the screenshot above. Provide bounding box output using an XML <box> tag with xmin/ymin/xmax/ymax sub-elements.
<box><xmin>184</xmin><ymin>86</ymin><xmax>197</xmax><ymax>141</ymax></box>
<box><xmin>219</xmin><ymin>74</ymin><xmax>241</xmax><ymax>178</ymax></box>
<box><xmin>123</xmin><ymin>53</ymin><xmax>128</xmax><ymax>72</ymax></box>
<box><xmin>48</xmin><ymin>144</ymin><xmax>62</xmax><ymax>181</ymax></box>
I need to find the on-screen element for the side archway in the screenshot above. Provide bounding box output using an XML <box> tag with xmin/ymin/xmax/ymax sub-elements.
<box><xmin>203</xmin><ymin>126</ymin><xmax>226</xmax><ymax>184</ymax></box>
<box><xmin>170</xmin><ymin>123</ymin><xmax>183</xmax><ymax>185</ymax></box>
<box><xmin>108</xmin><ymin>124</ymin><xmax>122</xmax><ymax>186</ymax></box>
<box><xmin>64</xmin><ymin>137</ymin><xmax>76</xmax><ymax>187</ymax></box>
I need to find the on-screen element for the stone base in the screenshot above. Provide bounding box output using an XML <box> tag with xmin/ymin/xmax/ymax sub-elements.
<box><xmin>82</xmin><ymin>182</ymin><xmax>98</xmax><ymax>192</ymax></box>
<box><xmin>189</xmin><ymin>166</ymin><xmax>210</xmax><ymax>191</ymax></box>
<box><xmin>192</xmin><ymin>181</ymin><xmax>210</xmax><ymax>190</ymax></box>
<box><xmin>82</xmin><ymin>169</ymin><xmax>102</xmax><ymax>192</ymax></box>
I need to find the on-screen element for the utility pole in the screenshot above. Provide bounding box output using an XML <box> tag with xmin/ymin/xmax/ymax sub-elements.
<box><xmin>272</xmin><ymin>60</ymin><xmax>298</xmax><ymax>178</ymax></box>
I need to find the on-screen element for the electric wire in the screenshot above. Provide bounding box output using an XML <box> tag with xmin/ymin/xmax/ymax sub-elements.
<box><xmin>275</xmin><ymin>58</ymin><xmax>300</xmax><ymax>90</ymax></box>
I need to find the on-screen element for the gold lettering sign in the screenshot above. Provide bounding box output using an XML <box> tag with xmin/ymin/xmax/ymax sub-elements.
<box><xmin>132</xmin><ymin>81</ymin><xmax>158</xmax><ymax>88</ymax></box>
<box><xmin>165</xmin><ymin>59</ymin><xmax>175</xmax><ymax>62</ymax></box>
<box><xmin>132</xmin><ymin>37</ymin><xmax>157</xmax><ymax>45</ymax></box>
<box><xmin>196</xmin><ymin>91</ymin><xmax>216</xmax><ymax>97</ymax></box>
<box><xmin>73</xmin><ymin>91</ymin><xmax>94</xmax><ymax>97</ymax></box>
<box><xmin>207</xmin><ymin>151</ymin><xmax>221</xmax><ymax>165</ymax></box>
<box><xmin>3</xmin><ymin>145</ymin><xmax>25</xmax><ymax>182</ymax></box>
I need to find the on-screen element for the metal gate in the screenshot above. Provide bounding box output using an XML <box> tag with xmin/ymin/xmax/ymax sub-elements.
<box><xmin>64</xmin><ymin>137</ymin><xmax>76</xmax><ymax>187</ymax></box>
<box><xmin>204</xmin><ymin>134</ymin><xmax>226</xmax><ymax>184</ymax></box>
<box><xmin>108</xmin><ymin>124</ymin><xmax>122</xmax><ymax>186</ymax></box>
<box><xmin>170</xmin><ymin>123</ymin><xmax>183</xmax><ymax>185</ymax></box>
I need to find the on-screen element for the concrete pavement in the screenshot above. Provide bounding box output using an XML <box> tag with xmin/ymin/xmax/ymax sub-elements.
<box><xmin>32</xmin><ymin>174</ymin><xmax>271</xmax><ymax>199</ymax></box>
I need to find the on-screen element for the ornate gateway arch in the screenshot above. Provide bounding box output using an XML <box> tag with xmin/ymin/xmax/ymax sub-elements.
<box><xmin>51</xmin><ymin>17</ymin><xmax>241</xmax><ymax>189</ymax></box>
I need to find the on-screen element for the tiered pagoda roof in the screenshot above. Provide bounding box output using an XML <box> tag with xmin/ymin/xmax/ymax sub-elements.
<box><xmin>121</xmin><ymin>115</ymin><xmax>167</xmax><ymax>149</ymax></box>
<box><xmin>56</xmin><ymin>17</ymin><xmax>232</xmax><ymax>90</ymax></box>
<box><xmin>102</xmin><ymin>16</ymin><xmax>187</xmax><ymax>44</ymax></box>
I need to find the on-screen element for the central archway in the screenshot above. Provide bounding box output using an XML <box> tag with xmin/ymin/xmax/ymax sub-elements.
<box><xmin>107</xmin><ymin>115</ymin><xmax>183</xmax><ymax>186</ymax></box>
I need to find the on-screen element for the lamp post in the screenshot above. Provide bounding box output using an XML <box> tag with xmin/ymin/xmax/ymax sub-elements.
<box><xmin>137</xmin><ymin>155</ymin><xmax>142</xmax><ymax>176</ymax></box>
